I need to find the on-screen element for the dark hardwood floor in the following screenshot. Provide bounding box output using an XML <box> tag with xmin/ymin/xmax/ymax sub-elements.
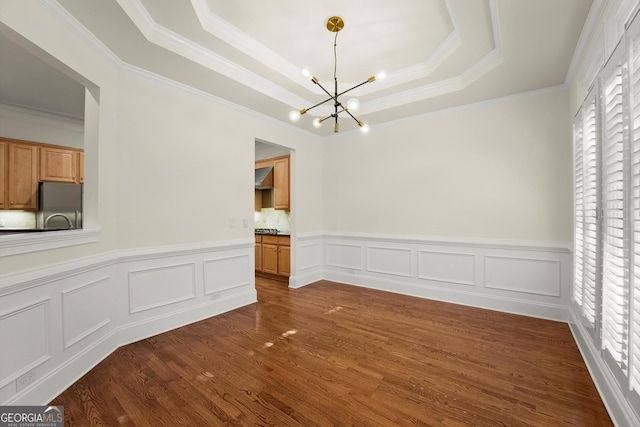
<box><xmin>52</xmin><ymin>277</ymin><xmax>612</xmax><ymax>426</ymax></box>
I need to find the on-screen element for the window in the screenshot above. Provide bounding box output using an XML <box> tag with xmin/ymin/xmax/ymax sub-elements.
<box><xmin>573</xmin><ymin>11</ymin><xmax>640</xmax><ymax>415</ymax></box>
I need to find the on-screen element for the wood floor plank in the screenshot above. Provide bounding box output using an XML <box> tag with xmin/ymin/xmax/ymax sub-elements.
<box><xmin>51</xmin><ymin>278</ymin><xmax>613</xmax><ymax>426</ymax></box>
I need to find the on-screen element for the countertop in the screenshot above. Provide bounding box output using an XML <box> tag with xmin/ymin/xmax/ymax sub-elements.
<box><xmin>254</xmin><ymin>231</ymin><xmax>290</xmax><ymax>236</ymax></box>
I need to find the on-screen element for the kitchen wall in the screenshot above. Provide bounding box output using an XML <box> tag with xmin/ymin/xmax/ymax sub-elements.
<box><xmin>254</xmin><ymin>208</ymin><xmax>291</xmax><ymax>233</ymax></box>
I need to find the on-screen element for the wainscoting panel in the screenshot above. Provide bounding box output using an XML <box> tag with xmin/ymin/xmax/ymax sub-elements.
<box><xmin>0</xmin><ymin>238</ymin><xmax>256</xmax><ymax>406</ymax></box>
<box><xmin>203</xmin><ymin>254</ymin><xmax>250</xmax><ymax>295</ymax></box>
<box><xmin>322</xmin><ymin>233</ymin><xmax>572</xmax><ymax>322</ymax></box>
<box><xmin>325</xmin><ymin>242</ymin><xmax>362</xmax><ymax>270</ymax></box>
<box><xmin>128</xmin><ymin>262</ymin><xmax>197</xmax><ymax>314</ymax></box>
<box><xmin>417</xmin><ymin>250</ymin><xmax>476</xmax><ymax>286</ymax></box>
<box><xmin>298</xmin><ymin>241</ymin><xmax>321</xmax><ymax>272</ymax></box>
<box><xmin>485</xmin><ymin>255</ymin><xmax>561</xmax><ymax>297</ymax></box>
<box><xmin>290</xmin><ymin>233</ymin><xmax>323</xmax><ymax>288</ymax></box>
<box><xmin>61</xmin><ymin>277</ymin><xmax>111</xmax><ymax>349</ymax></box>
<box><xmin>0</xmin><ymin>299</ymin><xmax>50</xmax><ymax>388</ymax></box>
<box><xmin>367</xmin><ymin>246</ymin><xmax>412</xmax><ymax>277</ymax></box>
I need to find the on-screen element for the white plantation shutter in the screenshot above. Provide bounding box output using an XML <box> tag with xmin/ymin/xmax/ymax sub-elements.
<box><xmin>574</xmin><ymin>113</ymin><xmax>585</xmax><ymax>306</ymax></box>
<box><xmin>628</xmin><ymin>13</ymin><xmax>640</xmax><ymax>400</ymax></box>
<box><xmin>601</xmin><ymin>40</ymin><xmax>630</xmax><ymax>377</ymax></box>
<box><xmin>583</xmin><ymin>97</ymin><xmax>600</xmax><ymax>329</ymax></box>
<box><xmin>574</xmin><ymin>91</ymin><xmax>600</xmax><ymax>333</ymax></box>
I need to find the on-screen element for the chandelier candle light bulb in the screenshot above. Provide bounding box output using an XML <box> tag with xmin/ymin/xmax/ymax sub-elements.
<box><xmin>289</xmin><ymin>16</ymin><xmax>376</xmax><ymax>133</ymax></box>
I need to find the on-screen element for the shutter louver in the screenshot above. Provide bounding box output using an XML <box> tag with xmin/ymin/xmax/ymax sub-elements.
<box><xmin>583</xmin><ymin>99</ymin><xmax>599</xmax><ymax>326</ymax></box>
<box><xmin>629</xmin><ymin>18</ymin><xmax>640</xmax><ymax>395</ymax></box>
<box><xmin>574</xmin><ymin>114</ymin><xmax>585</xmax><ymax>307</ymax></box>
<box><xmin>601</xmin><ymin>48</ymin><xmax>630</xmax><ymax>373</ymax></box>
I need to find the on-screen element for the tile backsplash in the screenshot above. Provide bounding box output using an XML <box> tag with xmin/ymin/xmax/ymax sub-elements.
<box><xmin>0</xmin><ymin>211</ymin><xmax>36</xmax><ymax>229</ymax></box>
<box><xmin>254</xmin><ymin>208</ymin><xmax>290</xmax><ymax>233</ymax></box>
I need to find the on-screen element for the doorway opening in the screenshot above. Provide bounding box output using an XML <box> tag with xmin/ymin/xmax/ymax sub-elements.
<box><xmin>254</xmin><ymin>139</ymin><xmax>293</xmax><ymax>287</ymax></box>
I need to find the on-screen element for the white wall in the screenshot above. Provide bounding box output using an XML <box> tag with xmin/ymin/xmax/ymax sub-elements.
<box><xmin>323</xmin><ymin>89</ymin><xmax>573</xmax><ymax>243</ymax></box>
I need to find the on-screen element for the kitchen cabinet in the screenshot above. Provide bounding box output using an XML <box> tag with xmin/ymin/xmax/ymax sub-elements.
<box><xmin>79</xmin><ymin>151</ymin><xmax>84</xmax><ymax>183</ymax></box>
<box><xmin>40</xmin><ymin>146</ymin><xmax>80</xmax><ymax>183</ymax></box>
<box><xmin>254</xmin><ymin>155</ymin><xmax>290</xmax><ymax>211</ymax></box>
<box><xmin>7</xmin><ymin>142</ymin><xmax>39</xmax><ymax>210</ymax></box>
<box><xmin>278</xmin><ymin>245</ymin><xmax>290</xmax><ymax>276</ymax></box>
<box><xmin>262</xmin><ymin>242</ymin><xmax>279</xmax><ymax>275</ymax></box>
<box><xmin>273</xmin><ymin>156</ymin><xmax>290</xmax><ymax>210</ymax></box>
<box><xmin>0</xmin><ymin>142</ymin><xmax>5</xmax><ymax>209</ymax></box>
<box><xmin>0</xmin><ymin>138</ymin><xmax>85</xmax><ymax>210</ymax></box>
<box><xmin>255</xmin><ymin>235</ymin><xmax>290</xmax><ymax>278</ymax></box>
<box><xmin>255</xmin><ymin>235</ymin><xmax>263</xmax><ymax>272</ymax></box>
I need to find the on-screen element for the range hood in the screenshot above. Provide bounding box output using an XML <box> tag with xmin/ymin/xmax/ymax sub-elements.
<box><xmin>255</xmin><ymin>166</ymin><xmax>273</xmax><ymax>189</ymax></box>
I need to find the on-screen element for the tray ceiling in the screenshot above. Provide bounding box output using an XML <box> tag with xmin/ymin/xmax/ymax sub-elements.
<box><xmin>0</xmin><ymin>0</ymin><xmax>594</xmax><ymax>135</ymax></box>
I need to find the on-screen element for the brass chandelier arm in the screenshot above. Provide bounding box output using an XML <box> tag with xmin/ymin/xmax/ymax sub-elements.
<box><xmin>334</xmin><ymin>76</ymin><xmax>375</xmax><ymax>99</ymax></box>
<box><xmin>300</xmin><ymin>76</ymin><xmax>375</xmax><ymax>116</ymax></box>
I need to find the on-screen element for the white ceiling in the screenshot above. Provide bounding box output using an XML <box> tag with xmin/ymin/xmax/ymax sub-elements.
<box><xmin>0</xmin><ymin>0</ymin><xmax>594</xmax><ymax>135</ymax></box>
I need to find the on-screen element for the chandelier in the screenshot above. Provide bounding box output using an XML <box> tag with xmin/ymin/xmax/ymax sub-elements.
<box><xmin>289</xmin><ymin>16</ymin><xmax>378</xmax><ymax>133</ymax></box>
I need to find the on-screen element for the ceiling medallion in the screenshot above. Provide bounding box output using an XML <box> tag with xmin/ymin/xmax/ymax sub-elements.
<box><xmin>289</xmin><ymin>16</ymin><xmax>379</xmax><ymax>133</ymax></box>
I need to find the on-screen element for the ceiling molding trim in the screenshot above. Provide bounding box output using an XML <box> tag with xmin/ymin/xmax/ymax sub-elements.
<box><xmin>192</xmin><ymin>0</ymin><xmax>465</xmax><ymax>98</ymax></box>
<box><xmin>38</xmin><ymin>0</ymin><xmax>123</xmax><ymax>69</ymax></box>
<box><xmin>35</xmin><ymin>0</ymin><xmax>320</xmax><ymax>138</ymax></box>
<box><xmin>190</xmin><ymin>0</ymin><xmax>310</xmax><ymax>92</ymax></box>
<box><xmin>116</xmin><ymin>60</ymin><xmax>322</xmax><ymax>139</ymax></box>
<box><xmin>116</xmin><ymin>0</ymin><xmax>311</xmax><ymax>108</ymax></box>
<box><xmin>358</xmin><ymin>0</ymin><xmax>502</xmax><ymax>116</ymax></box>
<box><xmin>0</xmin><ymin>103</ymin><xmax>84</xmax><ymax>130</ymax></box>
<box><xmin>317</xmin><ymin>0</ymin><xmax>463</xmax><ymax>95</ymax></box>
<box><xmin>564</xmin><ymin>0</ymin><xmax>608</xmax><ymax>85</ymax></box>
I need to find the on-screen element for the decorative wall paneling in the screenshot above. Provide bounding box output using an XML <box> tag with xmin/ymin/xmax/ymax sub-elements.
<box><xmin>0</xmin><ymin>238</ymin><xmax>256</xmax><ymax>405</ymax></box>
<box><xmin>322</xmin><ymin>234</ymin><xmax>571</xmax><ymax>322</ymax></box>
<box><xmin>289</xmin><ymin>232</ymin><xmax>323</xmax><ymax>288</ymax></box>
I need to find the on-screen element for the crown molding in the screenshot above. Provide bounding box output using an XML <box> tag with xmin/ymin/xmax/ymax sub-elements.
<box><xmin>565</xmin><ymin>0</ymin><xmax>608</xmax><ymax>85</ymax></box>
<box><xmin>116</xmin><ymin>0</ymin><xmax>502</xmax><ymax>114</ymax></box>
<box><xmin>35</xmin><ymin>0</ymin><xmax>566</xmax><ymax>140</ymax></box>
<box><xmin>0</xmin><ymin>103</ymin><xmax>83</xmax><ymax>130</ymax></box>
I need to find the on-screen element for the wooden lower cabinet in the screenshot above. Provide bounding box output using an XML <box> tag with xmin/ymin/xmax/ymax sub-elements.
<box><xmin>278</xmin><ymin>245</ymin><xmax>290</xmax><ymax>276</ymax></box>
<box><xmin>255</xmin><ymin>235</ymin><xmax>263</xmax><ymax>272</ymax></box>
<box><xmin>255</xmin><ymin>235</ymin><xmax>290</xmax><ymax>278</ymax></box>
<box><xmin>262</xmin><ymin>243</ymin><xmax>279</xmax><ymax>275</ymax></box>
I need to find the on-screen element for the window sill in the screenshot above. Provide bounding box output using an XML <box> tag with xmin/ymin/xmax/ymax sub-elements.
<box><xmin>0</xmin><ymin>228</ymin><xmax>100</xmax><ymax>257</ymax></box>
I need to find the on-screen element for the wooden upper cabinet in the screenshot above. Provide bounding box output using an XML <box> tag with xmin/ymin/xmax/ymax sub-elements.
<box><xmin>273</xmin><ymin>156</ymin><xmax>290</xmax><ymax>210</ymax></box>
<box><xmin>79</xmin><ymin>151</ymin><xmax>84</xmax><ymax>183</ymax></box>
<box><xmin>40</xmin><ymin>146</ymin><xmax>79</xmax><ymax>183</ymax></box>
<box><xmin>0</xmin><ymin>142</ymin><xmax>6</xmax><ymax>208</ymax></box>
<box><xmin>8</xmin><ymin>142</ymin><xmax>39</xmax><ymax>210</ymax></box>
<box><xmin>0</xmin><ymin>138</ymin><xmax>85</xmax><ymax>210</ymax></box>
<box><xmin>254</xmin><ymin>154</ymin><xmax>290</xmax><ymax>211</ymax></box>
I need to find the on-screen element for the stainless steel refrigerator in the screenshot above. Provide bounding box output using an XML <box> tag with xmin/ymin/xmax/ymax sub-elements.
<box><xmin>36</xmin><ymin>182</ymin><xmax>83</xmax><ymax>230</ymax></box>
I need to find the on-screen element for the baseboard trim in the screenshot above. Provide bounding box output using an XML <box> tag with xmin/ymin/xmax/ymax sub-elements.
<box><xmin>569</xmin><ymin>314</ymin><xmax>639</xmax><ymax>427</ymax></box>
<box><xmin>325</xmin><ymin>272</ymin><xmax>569</xmax><ymax>322</ymax></box>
